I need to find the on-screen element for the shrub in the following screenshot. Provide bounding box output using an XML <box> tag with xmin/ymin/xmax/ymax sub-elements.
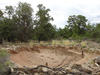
<box><xmin>0</xmin><ymin>49</ymin><xmax>10</xmax><ymax>73</ymax></box>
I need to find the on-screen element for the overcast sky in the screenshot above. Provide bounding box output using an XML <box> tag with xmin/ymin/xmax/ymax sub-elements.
<box><xmin>0</xmin><ymin>0</ymin><xmax>100</xmax><ymax>28</ymax></box>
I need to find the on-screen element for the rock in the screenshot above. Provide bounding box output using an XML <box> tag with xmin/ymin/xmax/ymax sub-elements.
<box><xmin>71</xmin><ymin>64</ymin><xmax>92</xmax><ymax>74</ymax></box>
<box><xmin>34</xmin><ymin>72</ymin><xmax>39</xmax><ymax>75</ymax></box>
<box><xmin>94</xmin><ymin>56</ymin><xmax>100</xmax><ymax>66</ymax></box>
<box><xmin>92</xmin><ymin>67</ymin><xmax>100</xmax><ymax>75</ymax></box>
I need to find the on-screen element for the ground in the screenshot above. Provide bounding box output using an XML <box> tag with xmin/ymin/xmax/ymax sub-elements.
<box><xmin>8</xmin><ymin>40</ymin><xmax>100</xmax><ymax>68</ymax></box>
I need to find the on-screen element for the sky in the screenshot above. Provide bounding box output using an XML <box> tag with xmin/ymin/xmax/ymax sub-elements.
<box><xmin>0</xmin><ymin>0</ymin><xmax>100</xmax><ymax>28</ymax></box>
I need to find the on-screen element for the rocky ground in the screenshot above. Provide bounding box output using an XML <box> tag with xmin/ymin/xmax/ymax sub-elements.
<box><xmin>2</xmin><ymin>58</ymin><xmax>100</xmax><ymax>75</ymax></box>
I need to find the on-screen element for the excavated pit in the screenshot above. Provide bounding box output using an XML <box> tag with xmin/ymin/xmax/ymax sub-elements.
<box><xmin>9</xmin><ymin>45</ymin><xmax>85</xmax><ymax>68</ymax></box>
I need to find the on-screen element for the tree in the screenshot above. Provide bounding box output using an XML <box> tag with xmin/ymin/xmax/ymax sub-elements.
<box><xmin>2</xmin><ymin>6</ymin><xmax>17</xmax><ymax>42</ymax></box>
<box><xmin>0</xmin><ymin>18</ymin><xmax>17</xmax><ymax>42</ymax></box>
<box><xmin>0</xmin><ymin>10</ymin><xmax>3</xmax><ymax>17</ymax></box>
<box><xmin>15</xmin><ymin>2</ymin><xmax>33</xmax><ymax>42</ymax></box>
<box><xmin>34</xmin><ymin>4</ymin><xmax>56</xmax><ymax>41</ymax></box>
<box><xmin>67</xmin><ymin>15</ymin><xmax>87</xmax><ymax>37</ymax></box>
<box><xmin>5</xmin><ymin>6</ymin><xmax>14</xmax><ymax>19</ymax></box>
<box><xmin>84</xmin><ymin>23</ymin><xmax>95</xmax><ymax>38</ymax></box>
<box><xmin>92</xmin><ymin>23</ymin><xmax>100</xmax><ymax>38</ymax></box>
<box><xmin>0</xmin><ymin>2</ymin><xmax>34</xmax><ymax>42</ymax></box>
<box><xmin>0</xmin><ymin>6</ymin><xmax>18</xmax><ymax>42</ymax></box>
<box><xmin>0</xmin><ymin>10</ymin><xmax>4</xmax><ymax>43</ymax></box>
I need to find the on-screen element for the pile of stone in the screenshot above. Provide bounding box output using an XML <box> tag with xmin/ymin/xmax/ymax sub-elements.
<box><xmin>4</xmin><ymin>65</ymin><xmax>91</xmax><ymax>75</ymax></box>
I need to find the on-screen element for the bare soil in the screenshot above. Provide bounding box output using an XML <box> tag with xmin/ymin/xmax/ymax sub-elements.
<box><xmin>9</xmin><ymin>45</ymin><xmax>99</xmax><ymax>68</ymax></box>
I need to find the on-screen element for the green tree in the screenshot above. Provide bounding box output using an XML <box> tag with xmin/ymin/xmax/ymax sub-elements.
<box><xmin>5</xmin><ymin>6</ymin><xmax>14</xmax><ymax>19</ymax></box>
<box><xmin>15</xmin><ymin>2</ymin><xmax>33</xmax><ymax>42</ymax></box>
<box><xmin>67</xmin><ymin>15</ymin><xmax>87</xmax><ymax>37</ymax></box>
<box><xmin>92</xmin><ymin>23</ymin><xmax>100</xmax><ymax>38</ymax></box>
<box><xmin>0</xmin><ymin>18</ymin><xmax>17</xmax><ymax>42</ymax></box>
<box><xmin>0</xmin><ymin>10</ymin><xmax>3</xmax><ymax>17</ymax></box>
<box><xmin>0</xmin><ymin>10</ymin><xmax>4</xmax><ymax>43</ymax></box>
<box><xmin>0</xmin><ymin>6</ymin><xmax>17</xmax><ymax>42</ymax></box>
<box><xmin>34</xmin><ymin>4</ymin><xmax>56</xmax><ymax>41</ymax></box>
<box><xmin>0</xmin><ymin>3</ymin><xmax>34</xmax><ymax>42</ymax></box>
<box><xmin>84</xmin><ymin>23</ymin><xmax>95</xmax><ymax>38</ymax></box>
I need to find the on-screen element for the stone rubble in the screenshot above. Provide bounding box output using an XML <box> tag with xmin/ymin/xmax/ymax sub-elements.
<box><xmin>0</xmin><ymin>56</ymin><xmax>100</xmax><ymax>75</ymax></box>
<box><xmin>3</xmin><ymin>63</ymin><xmax>100</xmax><ymax>75</ymax></box>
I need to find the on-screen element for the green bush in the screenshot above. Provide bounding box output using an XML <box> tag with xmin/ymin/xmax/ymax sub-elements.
<box><xmin>0</xmin><ymin>50</ymin><xmax>9</xmax><ymax>57</ymax></box>
<box><xmin>0</xmin><ymin>49</ymin><xmax>10</xmax><ymax>73</ymax></box>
